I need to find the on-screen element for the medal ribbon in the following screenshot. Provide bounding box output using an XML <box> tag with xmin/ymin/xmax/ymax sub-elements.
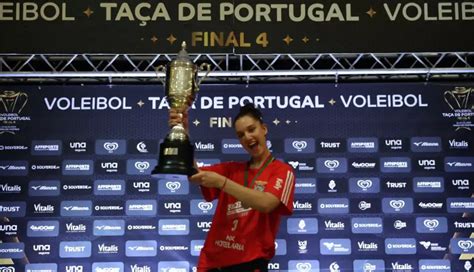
<box><xmin>244</xmin><ymin>155</ymin><xmax>274</xmax><ymax>188</ymax></box>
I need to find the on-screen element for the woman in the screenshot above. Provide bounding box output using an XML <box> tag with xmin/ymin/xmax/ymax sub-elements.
<box><xmin>170</xmin><ymin>104</ymin><xmax>295</xmax><ymax>272</ymax></box>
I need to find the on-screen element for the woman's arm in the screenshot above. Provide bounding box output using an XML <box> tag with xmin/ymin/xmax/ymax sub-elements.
<box><xmin>189</xmin><ymin>170</ymin><xmax>281</xmax><ymax>213</ymax></box>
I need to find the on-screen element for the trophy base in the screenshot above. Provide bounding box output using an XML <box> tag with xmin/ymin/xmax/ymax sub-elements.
<box><xmin>152</xmin><ymin>139</ymin><xmax>197</xmax><ymax>176</ymax></box>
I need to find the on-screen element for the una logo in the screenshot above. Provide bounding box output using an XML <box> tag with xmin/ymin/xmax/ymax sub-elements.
<box><xmin>423</xmin><ymin>219</ymin><xmax>439</xmax><ymax>229</ymax></box>
<box><xmin>389</xmin><ymin>200</ymin><xmax>405</xmax><ymax>210</ymax></box>
<box><xmin>104</xmin><ymin>142</ymin><xmax>119</xmax><ymax>152</ymax></box>
<box><xmin>292</xmin><ymin>141</ymin><xmax>307</xmax><ymax>151</ymax></box>
<box><xmin>198</xmin><ymin>202</ymin><xmax>213</xmax><ymax>211</ymax></box>
<box><xmin>288</xmin><ymin>161</ymin><xmax>299</xmax><ymax>169</ymax></box>
<box><xmin>324</xmin><ymin>160</ymin><xmax>340</xmax><ymax>170</ymax></box>
<box><xmin>296</xmin><ymin>262</ymin><xmax>312</xmax><ymax>272</ymax></box>
<box><xmin>0</xmin><ymin>267</ymin><xmax>15</xmax><ymax>272</ymax></box>
<box><xmin>166</xmin><ymin>181</ymin><xmax>181</xmax><ymax>192</ymax></box>
<box><xmin>134</xmin><ymin>161</ymin><xmax>150</xmax><ymax>172</ymax></box>
<box><xmin>458</xmin><ymin>240</ymin><xmax>474</xmax><ymax>251</ymax></box>
<box><xmin>357</xmin><ymin>179</ymin><xmax>373</xmax><ymax>189</ymax></box>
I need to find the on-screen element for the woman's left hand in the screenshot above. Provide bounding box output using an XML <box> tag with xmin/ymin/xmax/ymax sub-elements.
<box><xmin>189</xmin><ymin>170</ymin><xmax>225</xmax><ymax>189</ymax></box>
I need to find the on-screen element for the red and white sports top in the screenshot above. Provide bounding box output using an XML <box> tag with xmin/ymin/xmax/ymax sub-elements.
<box><xmin>197</xmin><ymin>158</ymin><xmax>295</xmax><ymax>270</ymax></box>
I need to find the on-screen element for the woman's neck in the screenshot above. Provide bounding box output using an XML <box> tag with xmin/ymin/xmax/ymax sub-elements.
<box><xmin>249</xmin><ymin>150</ymin><xmax>271</xmax><ymax>169</ymax></box>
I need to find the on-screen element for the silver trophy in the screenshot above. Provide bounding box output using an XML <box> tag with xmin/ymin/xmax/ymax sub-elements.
<box><xmin>152</xmin><ymin>42</ymin><xmax>210</xmax><ymax>176</ymax></box>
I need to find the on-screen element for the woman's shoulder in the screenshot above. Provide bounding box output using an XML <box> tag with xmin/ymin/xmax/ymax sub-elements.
<box><xmin>272</xmin><ymin>158</ymin><xmax>294</xmax><ymax>171</ymax></box>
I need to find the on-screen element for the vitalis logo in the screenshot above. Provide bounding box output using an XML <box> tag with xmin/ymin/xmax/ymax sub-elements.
<box><xmin>443</xmin><ymin>87</ymin><xmax>474</xmax><ymax>131</ymax></box>
<box><xmin>0</xmin><ymin>90</ymin><xmax>30</xmax><ymax>135</ymax></box>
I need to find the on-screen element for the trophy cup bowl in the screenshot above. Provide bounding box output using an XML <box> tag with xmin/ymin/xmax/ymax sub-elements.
<box><xmin>152</xmin><ymin>42</ymin><xmax>210</xmax><ymax>176</ymax></box>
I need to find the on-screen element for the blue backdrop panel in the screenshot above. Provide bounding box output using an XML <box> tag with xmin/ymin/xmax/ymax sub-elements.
<box><xmin>0</xmin><ymin>83</ymin><xmax>473</xmax><ymax>272</ymax></box>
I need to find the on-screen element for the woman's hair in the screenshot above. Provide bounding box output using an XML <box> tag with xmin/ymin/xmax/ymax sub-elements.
<box><xmin>233</xmin><ymin>103</ymin><xmax>263</xmax><ymax>127</ymax></box>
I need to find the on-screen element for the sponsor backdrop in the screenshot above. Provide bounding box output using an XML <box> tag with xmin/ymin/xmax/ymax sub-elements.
<box><xmin>0</xmin><ymin>83</ymin><xmax>473</xmax><ymax>272</ymax></box>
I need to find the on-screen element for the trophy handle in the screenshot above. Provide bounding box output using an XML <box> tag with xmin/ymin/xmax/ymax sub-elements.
<box><xmin>155</xmin><ymin>65</ymin><xmax>167</xmax><ymax>85</ymax></box>
<box><xmin>195</xmin><ymin>63</ymin><xmax>211</xmax><ymax>89</ymax></box>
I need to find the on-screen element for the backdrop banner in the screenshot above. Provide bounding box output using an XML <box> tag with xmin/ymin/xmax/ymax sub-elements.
<box><xmin>0</xmin><ymin>82</ymin><xmax>473</xmax><ymax>272</ymax></box>
<box><xmin>0</xmin><ymin>0</ymin><xmax>473</xmax><ymax>53</ymax></box>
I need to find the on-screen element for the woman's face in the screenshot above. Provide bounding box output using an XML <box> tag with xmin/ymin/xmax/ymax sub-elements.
<box><xmin>234</xmin><ymin>115</ymin><xmax>268</xmax><ymax>158</ymax></box>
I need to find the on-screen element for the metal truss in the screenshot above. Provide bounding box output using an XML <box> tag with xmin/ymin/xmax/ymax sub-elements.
<box><xmin>0</xmin><ymin>52</ymin><xmax>473</xmax><ymax>83</ymax></box>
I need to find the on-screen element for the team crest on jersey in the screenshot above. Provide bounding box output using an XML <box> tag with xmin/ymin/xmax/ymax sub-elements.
<box><xmin>254</xmin><ymin>180</ymin><xmax>267</xmax><ymax>191</ymax></box>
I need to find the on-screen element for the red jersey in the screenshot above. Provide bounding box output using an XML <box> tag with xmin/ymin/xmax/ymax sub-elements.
<box><xmin>197</xmin><ymin>159</ymin><xmax>295</xmax><ymax>270</ymax></box>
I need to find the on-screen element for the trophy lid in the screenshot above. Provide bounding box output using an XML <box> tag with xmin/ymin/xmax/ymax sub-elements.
<box><xmin>176</xmin><ymin>42</ymin><xmax>190</xmax><ymax>62</ymax></box>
